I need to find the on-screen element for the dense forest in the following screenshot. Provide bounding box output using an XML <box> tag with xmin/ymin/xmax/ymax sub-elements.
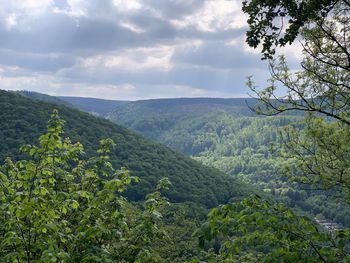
<box><xmin>107</xmin><ymin>99</ymin><xmax>350</xmax><ymax>227</ymax></box>
<box><xmin>16</xmin><ymin>88</ymin><xmax>350</xmax><ymax>227</ymax></box>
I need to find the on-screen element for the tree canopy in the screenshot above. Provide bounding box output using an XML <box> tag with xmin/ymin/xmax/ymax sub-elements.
<box><xmin>242</xmin><ymin>0</ymin><xmax>342</xmax><ymax>58</ymax></box>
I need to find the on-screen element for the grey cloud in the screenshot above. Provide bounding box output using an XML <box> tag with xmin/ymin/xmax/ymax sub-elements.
<box><xmin>57</xmin><ymin>66</ymin><xmax>266</xmax><ymax>99</ymax></box>
<box><xmin>126</xmin><ymin>11</ymin><xmax>245</xmax><ymax>42</ymax></box>
<box><xmin>0</xmin><ymin>13</ymin><xmax>145</xmax><ymax>53</ymax></box>
<box><xmin>171</xmin><ymin>40</ymin><xmax>266</xmax><ymax>70</ymax></box>
<box><xmin>0</xmin><ymin>49</ymin><xmax>75</xmax><ymax>72</ymax></box>
<box><xmin>142</xmin><ymin>0</ymin><xmax>204</xmax><ymax>19</ymax></box>
<box><xmin>0</xmin><ymin>1</ymin><xmax>243</xmax><ymax>55</ymax></box>
<box><xmin>59</xmin><ymin>60</ymin><xmax>269</xmax><ymax>95</ymax></box>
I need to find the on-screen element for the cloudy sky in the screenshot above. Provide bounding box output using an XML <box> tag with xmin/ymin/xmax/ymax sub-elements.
<box><xmin>0</xmin><ymin>0</ymin><xmax>302</xmax><ymax>100</ymax></box>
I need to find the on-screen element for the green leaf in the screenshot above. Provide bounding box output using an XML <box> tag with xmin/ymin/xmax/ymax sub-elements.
<box><xmin>71</xmin><ymin>200</ymin><xmax>79</xmax><ymax>209</ymax></box>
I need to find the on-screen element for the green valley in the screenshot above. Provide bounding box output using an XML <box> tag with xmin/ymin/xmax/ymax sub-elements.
<box><xmin>15</xmin><ymin>92</ymin><xmax>350</xmax><ymax>227</ymax></box>
<box><xmin>107</xmin><ymin>99</ymin><xmax>350</xmax><ymax>227</ymax></box>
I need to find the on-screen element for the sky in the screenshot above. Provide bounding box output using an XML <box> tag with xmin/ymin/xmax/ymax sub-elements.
<box><xmin>0</xmin><ymin>0</ymin><xmax>302</xmax><ymax>100</ymax></box>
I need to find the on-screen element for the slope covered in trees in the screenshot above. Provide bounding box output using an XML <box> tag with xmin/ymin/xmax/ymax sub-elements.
<box><xmin>107</xmin><ymin>98</ymin><xmax>259</xmax><ymax>144</ymax></box>
<box><xmin>108</xmin><ymin>100</ymin><xmax>350</xmax><ymax>227</ymax></box>
<box><xmin>0</xmin><ymin>110</ymin><xmax>212</xmax><ymax>262</ymax></box>
<box><xmin>0</xmin><ymin>90</ymin><xmax>253</xmax><ymax>208</ymax></box>
<box><xmin>14</xmin><ymin>92</ymin><xmax>350</xmax><ymax>226</ymax></box>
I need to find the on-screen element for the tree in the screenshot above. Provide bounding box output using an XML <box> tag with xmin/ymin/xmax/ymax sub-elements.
<box><xmin>242</xmin><ymin>0</ymin><xmax>342</xmax><ymax>59</ymax></box>
<box><xmin>198</xmin><ymin>0</ymin><xmax>350</xmax><ymax>261</ymax></box>
<box><xmin>0</xmin><ymin>110</ymin><xmax>169</xmax><ymax>262</ymax></box>
<box><xmin>245</xmin><ymin>0</ymin><xmax>350</xmax><ymax>196</ymax></box>
<box><xmin>197</xmin><ymin>195</ymin><xmax>350</xmax><ymax>262</ymax></box>
<box><xmin>245</xmin><ymin>0</ymin><xmax>350</xmax><ymax>121</ymax></box>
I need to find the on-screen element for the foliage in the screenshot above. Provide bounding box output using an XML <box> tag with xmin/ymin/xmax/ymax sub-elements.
<box><xmin>247</xmin><ymin>1</ymin><xmax>350</xmax><ymax>125</ymax></box>
<box><xmin>107</xmin><ymin>97</ymin><xmax>258</xmax><ymax>143</ymax></box>
<box><xmin>112</xmin><ymin>177</ymin><xmax>171</xmax><ymax>262</ymax></box>
<box><xmin>242</xmin><ymin>0</ymin><xmax>340</xmax><ymax>59</ymax></box>
<box><xmin>245</xmin><ymin>0</ymin><xmax>350</xmax><ymax>205</ymax></box>
<box><xmin>237</xmin><ymin>0</ymin><xmax>350</xmax><ymax>261</ymax></box>
<box><xmin>280</xmin><ymin>117</ymin><xmax>350</xmax><ymax>199</ymax></box>
<box><xmin>197</xmin><ymin>195</ymin><xmax>350</xmax><ymax>262</ymax></box>
<box><xmin>152</xmin><ymin>203</ymin><xmax>207</xmax><ymax>262</ymax></box>
<box><xmin>0</xmin><ymin>110</ymin><xmax>173</xmax><ymax>262</ymax></box>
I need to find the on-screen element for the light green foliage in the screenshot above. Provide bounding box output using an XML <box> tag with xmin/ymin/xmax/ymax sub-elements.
<box><xmin>198</xmin><ymin>195</ymin><xmax>350</xmax><ymax>262</ymax></box>
<box><xmin>280</xmin><ymin>117</ymin><xmax>350</xmax><ymax>200</ymax></box>
<box><xmin>0</xmin><ymin>110</ymin><xmax>167</xmax><ymax>262</ymax></box>
<box><xmin>112</xmin><ymin>178</ymin><xmax>170</xmax><ymax>262</ymax></box>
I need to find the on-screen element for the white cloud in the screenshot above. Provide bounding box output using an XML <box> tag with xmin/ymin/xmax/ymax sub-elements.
<box><xmin>173</xmin><ymin>85</ymin><xmax>206</xmax><ymax>96</ymax></box>
<box><xmin>77</xmin><ymin>45</ymin><xmax>175</xmax><ymax>72</ymax></box>
<box><xmin>4</xmin><ymin>13</ymin><xmax>17</xmax><ymax>30</ymax></box>
<box><xmin>0</xmin><ymin>0</ymin><xmax>55</xmax><ymax>32</ymax></box>
<box><xmin>53</xmin><ymin>0</ymin><xmax>87</xmax><ymax>18</ymax></box>
<box><xmin>6</xmin><ymin>0</ymin><xmax>54</xmax><ymax>16</ymax></box>
<box><xmin>52</xmin><ymin>83</ymin><xmax>137</xmax><ymax>100</ymax></box>
<box><xmin>113</xmin><ymin>0</ymin><xmax>141</xmax><ymax>12</ymax></box>
<box><xmin>119</xmin><ymin>21</ymin><xmax>146</xmax><ymax>33</ymax></box>
<box><xmin>0</xmin><ymin>74</ymin><xmax>59</xmax><ymax>93</ymax></box>
<box><xmin>171</xmin><ymin>0</ymin><xmax>245</xmax><ymax>32</ymax></box>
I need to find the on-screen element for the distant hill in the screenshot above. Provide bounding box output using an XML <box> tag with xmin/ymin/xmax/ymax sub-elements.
<box><xmin>17</xmin><ymin>90</ymin><xmax>73</xmax><ymax>107</ymax></box>
<box><xmin>0</xmin><ymin>90</ymin><xmax>255</xmax><ymax>207</ymax></box>
<box><xmin>16</xmin><ymin>91</ymin><xmax>128</xmax><ymax>116</ymax></box>
<box><xmin>107</xmin><ymin>98</ymin><xmax>260</xmax><ymax>142</ymax></box>
<box><xmin>58</xmin><ymin>96</ymin><xmax>128</xmax><ymax>116</ymax></box>
<box><xmin>111</xmin><ymin>97</ymin><xmax>259</xmax><ymax>115</ymax></box>
<box><xmin>108</xmin><ymin>97</ymin><xmax>350</xmax><ymax>227</ymax></box>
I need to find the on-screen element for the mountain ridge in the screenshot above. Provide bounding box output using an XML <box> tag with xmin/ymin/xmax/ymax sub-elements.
<box><xmin>0</xmin><ymin>90</ymin><xmax>255</xmax><ymax>207</ymax></box>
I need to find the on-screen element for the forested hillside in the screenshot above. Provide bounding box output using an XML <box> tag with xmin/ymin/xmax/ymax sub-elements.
<box><xmin>0</xmin><ymin>90</ymin><xmax>254</xmax><ymax>207</ymax></box>
<box><xmin>108</xmin><ymin>100</ymin><xmax>350</xmax><ymax>227</ymax></box>
<box><xmin>15</xmin><ymin>92</ymin><xmax>350</xmax><ymax>226</ymax></box>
